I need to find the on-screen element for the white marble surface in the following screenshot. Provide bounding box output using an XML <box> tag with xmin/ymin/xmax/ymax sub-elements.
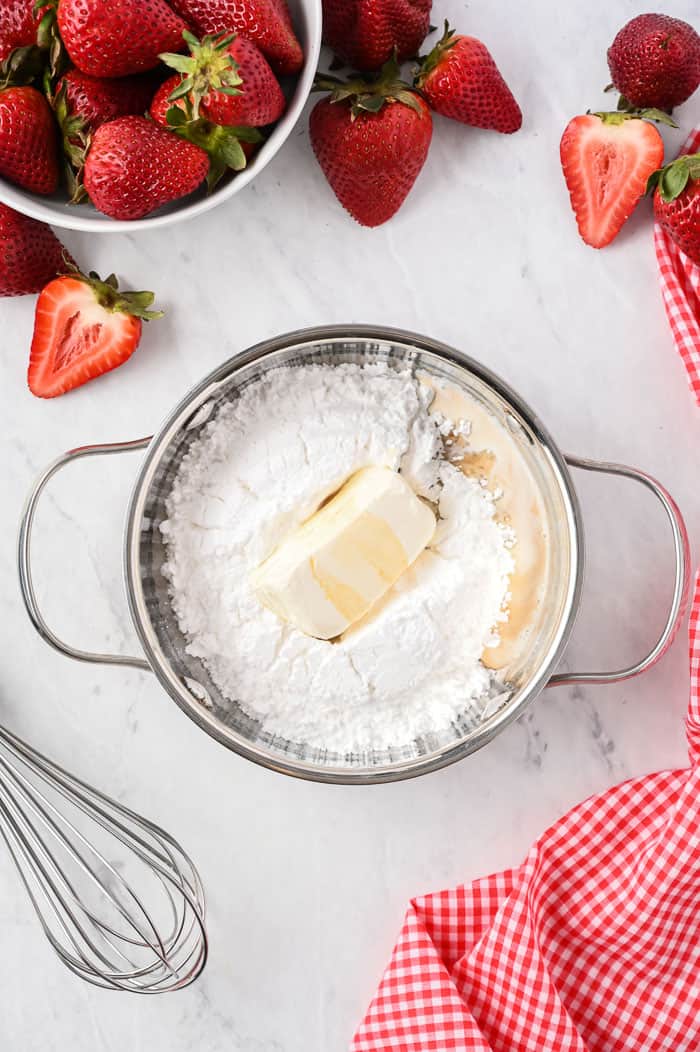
<box><xmin>3</xmin><ymin>0</ymin><xmax>700</xmax><ymax>1048</ymax></box>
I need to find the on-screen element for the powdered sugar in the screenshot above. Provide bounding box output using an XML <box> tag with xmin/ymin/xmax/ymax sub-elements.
<box><xmin>161</xmin><ymin>362</ymin><xmax>514</xmax><ymax>754</ymax></box>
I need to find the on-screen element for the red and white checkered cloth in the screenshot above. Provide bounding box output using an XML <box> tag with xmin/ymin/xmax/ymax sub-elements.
<box><xmin>655</xmin><ymin>126</ymin><xmax>700</xmax><ymax>407</ymax></box>
<box><xmin>352</xmin><ymin>129</ymin><xmax>700</xmax><ymax>1052</ymax></box>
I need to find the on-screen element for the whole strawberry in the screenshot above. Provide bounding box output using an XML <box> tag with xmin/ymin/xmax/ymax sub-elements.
<box><xmin>54</xmin><ymin>69</ymin><xmax>162</xmax><ymax>201</ymax></box>
<box><xmin>415</xmin><ymin>23</ymin><xmax>521</xmax><ymax>133</ymax></box>
<box><xmin>0</xmin><ymin>0</ymin><xmax>44</xmax><ymax>62</ymax></box>
<box><xmin>84</xmin><ymin>116</ymin><xmax>209</xmax><ymax>220</ymax></box>
<box><xmin>0</xmin><ymin>203</ymin><xmax>74</xmax><ymax>296</ymax></box>
<box><xmin>57</xmin><ymin>0</ymin><xmax>187</xmax><ymax>78</ymax></box>
<box><xmin>167</xmin><ymin>0</ymin><xmax>303</xmax><ymax>75</ymax></box>
<box><xmin>608</xmin><ymin>14</ymin><xmax>700</xmax><ymax>110</ymax></box>
<box><xmin>156</xmin><ymin>30</ymin><xmax>285</xmax><ymax>127</ymax></box>
<box><xmin>310</xmin><ymin>59</ymin><xmax>432</xmax><ymax>227</ymax></box>
<box><xmin>57</xmin><ymin>70</ymin><xmax>160</xmax><ymax>133</ymax></box>
<box><xmin>322</xmin><ymin>0</ymin><xmax>431</xmax><ymax>72</ymax></box>
<box><xmin>650</xmin><ymin>153</ymin><xmax>700</xmax><ymax>265</ymax></box>
<box><xmin>0</xmin><ymin>85</ymin><xmax>58</xmax><ymax>193</ymax></box>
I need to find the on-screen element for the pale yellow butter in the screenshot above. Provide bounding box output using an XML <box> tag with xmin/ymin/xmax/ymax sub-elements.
<box><xmin>251</xmin><ymin>466</ymin><xmax>436</xmax><ymax>639</ymax></box>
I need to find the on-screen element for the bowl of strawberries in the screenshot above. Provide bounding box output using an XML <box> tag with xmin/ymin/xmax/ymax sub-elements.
<box><xmin>0</xmin><ymin>0</ymin><xmax>321</xmax><ymax>230</ymax></box>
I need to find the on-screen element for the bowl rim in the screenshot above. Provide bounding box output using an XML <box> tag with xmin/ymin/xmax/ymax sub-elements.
<box><xmin>0</xmin><ymin>0</ymin><xmax>322</xmax><ymax>232</ymax></box>
<box><xmin>123</xmin><ymin>324</ymin><xmax>585</xmax><ymax>784</ymax></box>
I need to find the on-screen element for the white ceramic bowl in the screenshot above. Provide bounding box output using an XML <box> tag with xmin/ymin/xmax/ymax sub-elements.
<box><xmin>0</xmin><ymin>0</ymin><xmax>322</xmax><ymax>232</ymax></box>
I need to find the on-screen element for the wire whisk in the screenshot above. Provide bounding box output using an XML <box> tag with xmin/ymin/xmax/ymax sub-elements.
<box><xmin>0</xmin><ymin>722</ymin><xmax>207</xmax><ymax>992</ymax></box>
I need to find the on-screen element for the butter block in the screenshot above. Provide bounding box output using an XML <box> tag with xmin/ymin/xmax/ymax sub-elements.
<box><xmin>252</xmin><ymin>466</ymin><xmax>436</xmax><ymax>639</ymax></box>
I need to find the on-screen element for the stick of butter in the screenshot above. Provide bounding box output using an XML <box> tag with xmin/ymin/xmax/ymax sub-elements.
<box><xmin>251</xmin><ymin>466</ymin><xmax>436</xmax><ymax>640</ymax></box>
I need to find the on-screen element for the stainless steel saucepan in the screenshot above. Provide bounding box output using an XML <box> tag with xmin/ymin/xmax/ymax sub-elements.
<box><xmin>18</xmin><ymin>327</ymin><xmax>691</xmax><ymax>784</ymax></box>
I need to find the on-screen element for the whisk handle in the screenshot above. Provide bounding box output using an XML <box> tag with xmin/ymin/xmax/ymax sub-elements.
<box><xmin>18</xmin><ymin>440</ymin><xmax>153</xmax><ymax>671</ymax></box>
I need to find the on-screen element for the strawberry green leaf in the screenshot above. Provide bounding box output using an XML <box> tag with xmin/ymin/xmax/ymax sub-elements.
<box><xmin>660</xmin><ymin>163</ymin><xmax>690</xmax><ymax>202</ymax></box>
<box><xmin>312</xmin><ymin>73</ymin><xmax>347</xmax><ymax>92</ymax></box>
<box><xmin>160</xmin><ymin>52</ymin><xmax>194</xmax><ymax>74</ymax></box>
<box><xmin>165</xmin><ymin>105</ymin><xmax>188</xmax><ymax>126</ymax></box>
<box><xmin>638</xmin><ymin>107</ymin><xmax>678</xmax><ymax>128</ymax></box>
<box><xmin>169</xmin><ymin>77</ymin><xmax>195</xmax><ymax>101</ymax></box>
<box><xmin>232</xmin><ymin>125</ymin><xmax>261</xmax><ymax>143</ymax></box>
<box><xmin>181</xmin><ymin>28</ymin><xmax>201</xmax><ymax>49</ymax></box>
<box><xmin>217</xmin><ymin>135</ymin><xmax>246</xmax><ymax>169</ymax></box>
<box><xmin>0</xmin><ymin>44</ymin><xmax>45</xmax><ymax>87</ymax></box>
<box><xmin>647</xmin><ymin>154</ymin><xmax>700</xmax><ymax>202</ymax></box>
<box><xmin>355</xmin><ymin>95</ymin><xmax>384</xmax><ymax>113</ymax></box>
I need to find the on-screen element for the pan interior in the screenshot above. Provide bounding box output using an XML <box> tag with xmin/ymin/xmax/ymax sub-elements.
<box><xmin>129</xmin><ymin>335</ymin><xmax>578</xmax><ymax>778</ymax></box>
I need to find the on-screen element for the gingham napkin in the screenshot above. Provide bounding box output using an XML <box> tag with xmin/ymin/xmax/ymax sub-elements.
<box><xmin>352</xmin><ymin>130</ymin><xmax>700</xmax><ymax>1052</ymax></box>
<box><xmin>352</xmin><ymin>597</ymin><xmax>700</xmax><ymax>1051</ymax></box>
<box><xmin>655</xmin><ymin>126</ymin><xmax>700</xmax><ymax>405</ymax></box>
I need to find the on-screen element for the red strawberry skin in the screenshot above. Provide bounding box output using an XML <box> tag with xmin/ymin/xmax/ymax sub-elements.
<box><xmin>57</xmin><ymin>0</ymin><xmax>188</xmax><ymax>78</ymax></box>
<box><xmin>150</xmin><ymin>75</ymin><xmax>188</xmax><ymax>125</ymax></box>
<box><xmin>654</xmin><ymin>179</ymin><xmax>700</xmax><ymax>265</ymax></box>
<box><xmin>28</xmin><ymin>276</ymin><xmax>142</xmax><ymax>397</ymax></box>
<box><xmin>560</xmin><ymin>114</ymin><xmax>664</xmax><ymax>249</ymax></box>
<box><xmin>0</xmin><ymin>0</ymin><xmax>43</xmax><ymax>62</ymax></box>
<box><xmin>152</xmin><ymin>37</ymin><xmax>285</xmax><ymax>127</ymax></box>
<box><xmin>84</xmin><ymin>116</ymin><xmax>209</xmax><ymax>220</ymax></box>
<box><xmin>420</xmin><ymin>36</ymin><xmax>521</xmax><ymax>133</ymax></box>
<box><xmin>309</xmin><ymin>94</ymin><xmax>432</xmax><ymax>227</ymax></box>
<box><xmin>0</xmin><ymin>203</ymin><xmax>74</xmax><ymax>296</ymax></box>
<box><xmin>322</xmin><ymin>0</ymin><xmax>431</xmax><ymax>72</ymax></box>
<box><xmin>0</xmin><ymin>86</ymin><xmax>59</xmax><ymax>194</ymax></box>
<box><xmin>58</xmin><ymin>70</ymin><xmax>160</xmax><ymax>132</ymax></box>
<box><xmin>167</xmin><ymin>0</ymin><xmax>303</xmax><ymax>75</ymax></box>
<box><xmin>608</xmin><ymin>14</ymin><xmax>700</xmax><ymax>110</ymax></box>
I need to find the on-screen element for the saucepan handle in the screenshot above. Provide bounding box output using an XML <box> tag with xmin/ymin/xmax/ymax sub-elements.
<box><xmin>17</xmin><ymin>439</ymin><xmax>153</xmax><ymax>672</ymax></box>
<box><xmin>549</xmin><ymin>454</ymin><xmax>691</xmax><ymax>687</ymax></box>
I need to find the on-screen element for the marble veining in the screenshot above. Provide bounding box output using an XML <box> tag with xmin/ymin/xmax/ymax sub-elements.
<box><xmin>2</xmin><ymin>0</ymin><xmax>700</xmax><ymax>1047</ymax></box>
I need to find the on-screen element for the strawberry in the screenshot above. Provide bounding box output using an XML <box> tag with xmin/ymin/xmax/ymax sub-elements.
<box><xmin>649</xmin><ymin>154</ymin><xmax>700</xmax><ymax>266</ymax></box>
<box><xmin>0</xmin><ymin>85</ymin><xmax>58</xmax><ymax>193</ymax></box>
<box><xmin>53</xmin><ymin>69</ymin><xmax>161</xmax><ymax>200</ymax></box>
<box><xmin>608</xmin><ymin>14</ymin><xmax>700</xmax><ymax>111</ymax></box>
<box><xmin>310</xmin><ymin>59</ymin><xmax>432</xmax><ymax>227</ymax></box>
<box><xmin>166</xmin><ymin>0</ymin><xmax>303</xmax><ymax>76</ymax></box>
<box><xmin>560</xmin><ymin>112</ymin><xmax>665</xmax><ymax>249</ymax></box>
<box><xmin>0</xmin><ymin>203</ymin><xmax>74</xmax><ymax>296</ymax></box>
<box><xmin>83</xmin><ymin>116</ymin><xmax>209</xmax><ymax>220</ymax></box>
<box><xmin>57</xmin><ymin>0</ymin><xmax>187</xmax><ymax>78</ymax></box>
<box><xmin>415</xmin><ymin>23</ymin><xmax>521</xmax><ymax>134</ymax></box>
<box><xmin>321</xmin><ymin>0</ymin><xmax>431</xmax><ymax>72</ymax></box>
<box><xmin>157</xmin><ymin>30</ymin><xmax>285</xmax><ymax>127</ymax></box>
<box><xmin>28</xmin><ymin>269</ymin><xmax>162</xmax><ymax>398</ymax></box>
<box><xmin>0</xmin><ymin>0</ymin><xmax>44</xmax><ymax>62</ymax></box>
<box><xmin>57</xmin><ymin>69</ymin><xmax>160</xmax><ymax>132</ymax></box>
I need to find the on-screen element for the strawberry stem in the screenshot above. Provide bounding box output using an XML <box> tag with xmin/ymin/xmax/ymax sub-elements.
<box><xmin>164</xmin><ymin>110</ymin><xmax>262</xmax><ymax>191</ymax></box>
<box><xmin>74</xmin><ymin>270</ymin><xmax>164</xmax><ymax>320</ymax></box>
<box><xmin>589</xmin><ymin>107</ymin><xmax>678</xmax><ymax>128</ymax></box>
<box><xmin>414</xmin><ymin>20</ymin><xmax>457</xmax><ymax>88</ymax></box>
<box><xmin>160</xmin><ymin>30</ymin><xmax>242</xmax><ymax>122</ymax></box>
<box><xmin>313</xmin><ymin>54</ymin><xmax>424</xmax><ymax>120</ymax></box>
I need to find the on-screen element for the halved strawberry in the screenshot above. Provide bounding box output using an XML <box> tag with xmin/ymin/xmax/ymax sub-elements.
<box><xmin>560</xmin><ymin>111</ymin><xmax>665</xmax><ymax>248</ymax></box>
<box><xmin>28</xmin><ymin>270</ymin><xmax>162</xmax><ymax>398</ymax></box>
